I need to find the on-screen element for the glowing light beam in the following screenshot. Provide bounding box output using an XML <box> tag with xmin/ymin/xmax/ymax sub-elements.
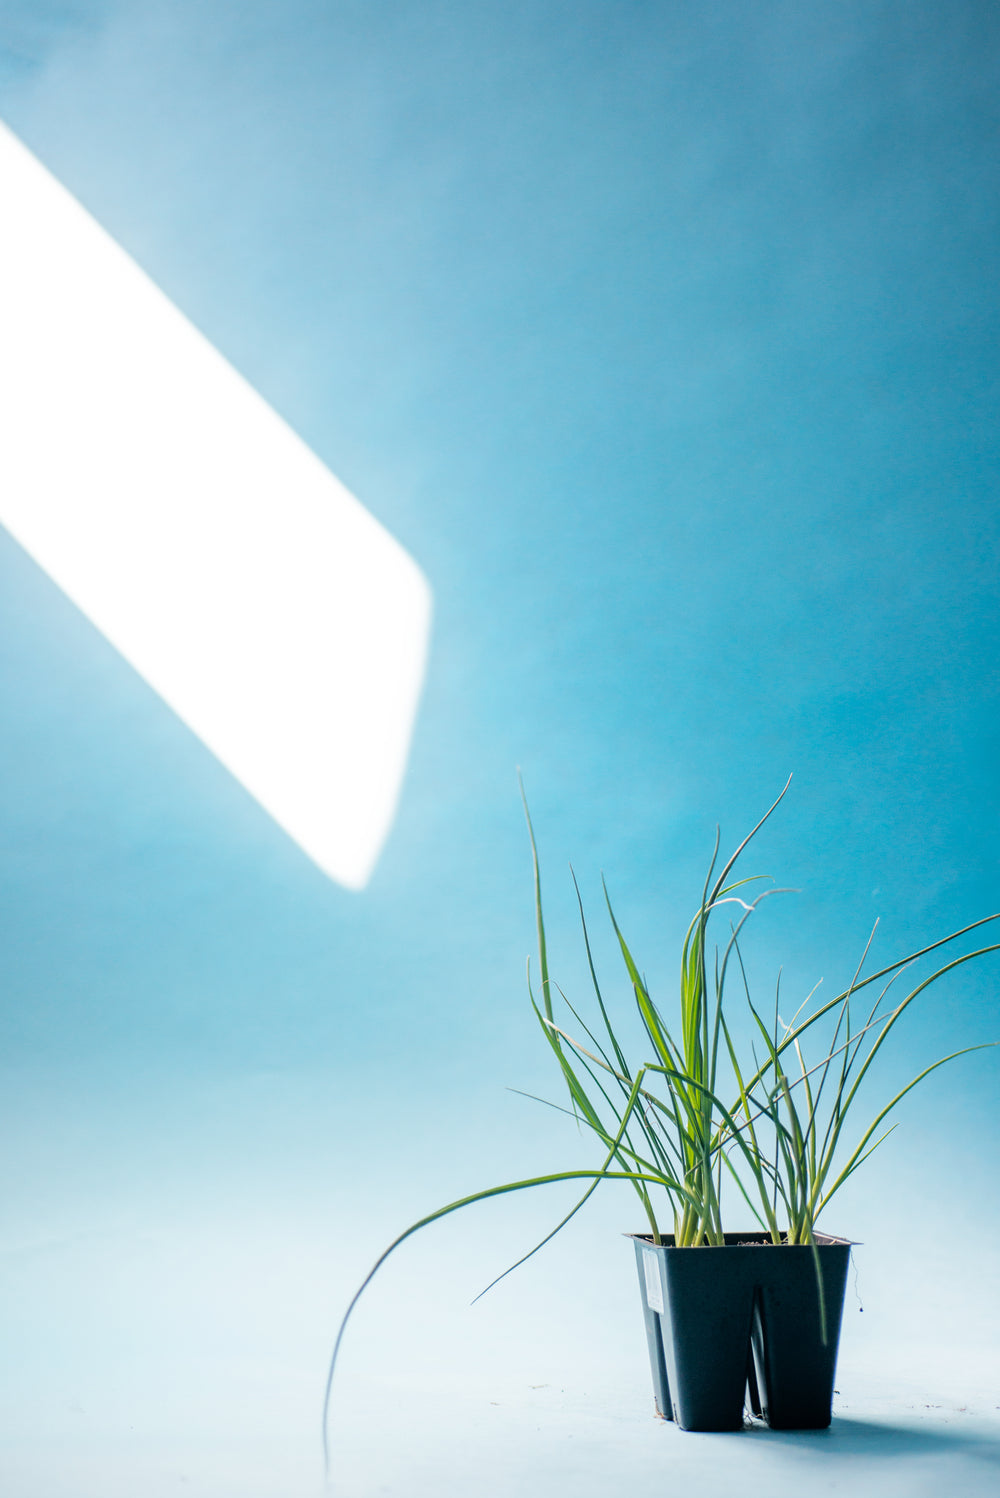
<box><xmin>0</xmin><ymin>122</ymin><xmax>431</xmax><ymax>889</ymax></box>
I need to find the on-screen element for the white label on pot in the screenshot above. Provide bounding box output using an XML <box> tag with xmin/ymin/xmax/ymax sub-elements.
<box><xmin>643</xmin><ymin>1250</ymin><xmax>664</xmax><ymax>1313</ymax></box>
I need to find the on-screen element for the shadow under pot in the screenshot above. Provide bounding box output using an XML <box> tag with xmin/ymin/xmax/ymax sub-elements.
<box><xmin>629</xmin><ymin>1232</ymin><xmax>852</xmax><ymax>1432</ymax></box>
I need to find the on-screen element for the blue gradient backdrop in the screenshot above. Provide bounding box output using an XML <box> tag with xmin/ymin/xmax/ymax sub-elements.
<box><xmin>1</xmin><ymin>4</ymin><xmax>998</xmax><ymax>1495</ymax></box>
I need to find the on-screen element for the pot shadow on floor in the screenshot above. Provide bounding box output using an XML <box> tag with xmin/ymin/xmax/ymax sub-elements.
<box><xmin>742</xmin><ymin>1414</ymin><xmax>1000</xmax><ymax>1467</ymax></box>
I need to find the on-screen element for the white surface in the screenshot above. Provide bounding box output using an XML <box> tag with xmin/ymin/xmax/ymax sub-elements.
<box><xmin>2</xmin><ymin>1070</ymin><xmax>997</xmax><ymax>1498</ymax></box>
<box><xmin>2</xmin><ymin>1179</ymin><xmax>997</xmax><ymax>1496</ymax></box>
<box><xmin>2</xmin><ymin>1277</ymin><xmax>997</xmax><ymax>1498</ymax></box>
<box><xmin>0</xmin><ymin>122</ymin><xmax>431</xmax><ymax>889</ymax></box>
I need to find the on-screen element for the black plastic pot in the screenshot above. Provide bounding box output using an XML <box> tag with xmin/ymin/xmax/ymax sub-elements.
<box><xmin>630</xmin><ymin>1231</ymin><xmax>851</xmax><ymax>1432</ymax></box>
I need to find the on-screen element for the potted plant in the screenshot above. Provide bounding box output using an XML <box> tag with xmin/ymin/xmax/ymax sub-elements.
<box><xmin>323</xmin><ymin>780</ymin><xmax>999</xmax><ymax>1462</ymax></box>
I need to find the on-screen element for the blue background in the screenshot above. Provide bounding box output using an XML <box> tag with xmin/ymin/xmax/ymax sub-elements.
<box><xmin>1</xmin><ymin>4</ymin><xmax>998</xmax><ymax>1494</ymax></box>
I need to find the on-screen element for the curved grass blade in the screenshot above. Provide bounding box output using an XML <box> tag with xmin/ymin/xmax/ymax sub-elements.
<box><xmin>321</xmin><ymin>1162</ymin><xmax>705</xmax><ymax>1475</ymax></box>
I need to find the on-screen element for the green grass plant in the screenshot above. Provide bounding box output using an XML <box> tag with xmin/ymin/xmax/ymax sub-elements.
<box><xmin>722</xmin><ymin>915</ymin><xmax>1000</xmax><ymax>1247</ymax></box>
<box><xmin>516</xmin><ymin>773</ymin><xmax>794</xmax><ymax>1250</ymax></box>
<box><xmin>322</xmin><ymin>782</ymin><xmax>999</xmax><ymax>1470</ymax></box>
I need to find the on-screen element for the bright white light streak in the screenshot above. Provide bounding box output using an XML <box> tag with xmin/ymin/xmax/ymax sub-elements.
<box><xmin>0</xmin><ymin>123</ymin><xmax>431</xmax><ymax>890</ymax></box>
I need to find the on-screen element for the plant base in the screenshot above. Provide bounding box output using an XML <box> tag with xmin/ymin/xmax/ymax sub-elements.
<box><xmin>630</xmin><ymin>1232</ymin><xmax>851</xmax><ymax>1432</ymax></box>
